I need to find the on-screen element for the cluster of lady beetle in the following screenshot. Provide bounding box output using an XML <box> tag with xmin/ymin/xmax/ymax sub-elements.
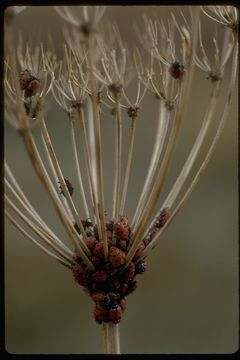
<box><xmin>71</xmin><ymin>216</ymin><xmax>147</xmax><ymax>324</ymax></box>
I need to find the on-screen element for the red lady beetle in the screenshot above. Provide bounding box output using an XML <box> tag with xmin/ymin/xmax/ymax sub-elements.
<box><xmin>106</xmin><ymin>230</ymin><xmax>113</xmax><ymax>243</ymax></box>
<box><xmin>114</xmin><ymin>222</ymin><xmax>129</xmax><ymax>239</ymax></box>
<box><xmin>108</xmin><ymin>292</ymin><xmax>120</xmax><ymax>303</ymax></box>
<box><xmin>119</xmin><ymin>283</ymin><xmax>129</xmax><ymax>296</ymax></box>
<box><xmin>109</xmin><ymin>246</ymin><xmax>126</xmax><ymax>267</ymax></box>
<box><xmin>109</xmin><ymin>303</ymin><xmax>122</xmax><ymax>324</ymax></box>
<box><xmin>72</xmin><ymin>263</ymin><xmax>88</xmax><ymax>286</ymax></box>
<box><xmin>116</xmin><ymin>238</ymin><xmax>128</xmax><ymax>251</ymax></box>
<box><xmin>91</xmin><ymin>292</ymin><xmax>111</xmax><ymax>307</ymax></box>
<box><xmin>83</xmin><ymin>236</ymin><xmax>97</xmax><ymax>253</ymax></box>
<box><xmin>93</xmin><ymin>241</ymin><xmax>105</xmax><ymax>259</ymax></box>
<box><xmin>123</xmin><ymin>262</ymin><xmax>135</xmax><ymax>282</ymax></box>
<box><xmin>119</xmin><ymin>298</ymin><xmax>127</xmax><ymax>312</ymax></box>
<box><xmin>19</xmin><ymin>69</ymin><xmax>32</xmax><ymax>90</ymax></box>
<box><xmin>169</xmin><ymin>61</ymin><xmax>185</xmax><ymax>79</ymax></box>
<box><xmin>133</xmin><ymin>241</ymin><xmax>145</xmax><ymax>261</ymax></box>
<box><xmin>94</xmin><ymin>303</ymin><xmax>109</xmax><ymax>323</ymax></box>
<box><xmin>92</xmin><ymin>270</ymin><xmax>108</xmax><ymax>282</ymax></box>
<box><xmin>109</xmin><ymin>278</ymin><xmax>121</xmax><ymax>291</ymax></box>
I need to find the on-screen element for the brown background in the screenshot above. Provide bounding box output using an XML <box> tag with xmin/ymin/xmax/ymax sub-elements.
<box><xmin>4</xmin><ymin>6</ymin><xmax>238</xmax><ymax>354</ymax></box>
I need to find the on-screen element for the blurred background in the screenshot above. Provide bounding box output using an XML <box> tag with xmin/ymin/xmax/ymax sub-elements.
<box><xmin>4</xmin><ymin>6</ymin><xmax>238</xmax><ymax>354</ymax></box>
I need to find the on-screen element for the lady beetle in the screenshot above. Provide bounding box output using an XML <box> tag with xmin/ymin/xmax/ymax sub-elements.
<box><xmin>135</xmin><ymin>260</ymin><xmax>147</xmax><ymax>274</ymax></box>
<box><xmin>116</xmin><ymin>238</ymin><xmax>128</xmax><ymax>251</ymax></box>
<box><xmin>169</xmin><ymin>61</ymin><xmax>185</xmax><ymax>79</ymax></box>
<box><xmin>109</xmin><ymin>246</ymin><xmax>126</xmax><ymax>267</ymax></box>
<box><xmin>133</xmin><ymin>241</ymin><xmax>145</xmax><ymax>261</ymax></box>
<box><xmin>72</xmin><ymin>263</ymin><xmax>88</xmax><ymax>286</ymax></box>
<box><xmin>109</xmin><ymin>303</ymin><xmax>122</xmax><ymax>324</ymax></box>
<box><xmin>108</xmin><ymin>292</ymin><xmax>120</xmax><ymax>303</ymax></box>
<box><xmin>114</xmin><ymin>222</ymin><xmax>129</xmax><ymax>239</ymax></box>
<box><xmin>91</xmin><ymin>292</ymin><xmax>111</xmax><ymax>307</ymax></box>
<box><xmin>93</xmin><ymin>241</ymin><xmax>105</xmax><ymax>259</ymax></box>
<box><xmin>83</xmin><ymin>236</ymin><xmax>97</xmax><ymax>253</ymax></box>
<box><xmin>109</xmin><ymin>278</ymin><xmax>121</xmax><ymax>291</ymax></box>
<box><xmin>123</xmin><ymin>262</ymin><xmax>135</xmax><ymax>282</ymax></box>
<box><xmin>19</xmin><ymin>69</ymin><xmax>32</xmax><ymax>90</ymax></box>
<box><xmin>156</xmin><ymin>207</ymin><xmax>171</xmax><ymax>228</ymax></box>
<box><xmin>94</xmin><ymin>303</ymin><xmax>109</xmax><ymax>323</ymax></box>
<box><xmin>119</xmin><ymin>298</ymin><xmax>127</xmax><ymax>312</ymax></box>
<box><xmin>119</xmin><ymin>283</ymin><xmax>129</xmax><ymax>296</ymax></box>
<box><xmin>92</xmin><ymin>270</ymin><xmax>108</xmax><ymax>282</ymax></box>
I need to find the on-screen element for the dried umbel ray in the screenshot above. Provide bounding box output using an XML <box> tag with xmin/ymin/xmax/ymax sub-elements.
<box><xmin>4</xmin><ymin>5</ymin><xmax>238</xmax><ymax>354</ymax></box>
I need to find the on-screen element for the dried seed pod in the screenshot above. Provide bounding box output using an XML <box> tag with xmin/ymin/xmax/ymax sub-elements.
<box><xmin>127</xmin><ymin>106</ymin><xmax>139</xmax><ymax>118</ymax></box>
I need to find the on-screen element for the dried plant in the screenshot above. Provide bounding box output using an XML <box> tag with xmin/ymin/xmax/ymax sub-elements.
<box><xmin>4</xmin><ymin>5</ymin><xmax>238</xmax><ymax>354</ymax></box>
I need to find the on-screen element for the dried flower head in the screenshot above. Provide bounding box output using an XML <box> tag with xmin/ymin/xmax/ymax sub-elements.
<box><xmin>4</xmin><ymin>5</ymin><xmax>238</xmax><ymax>355</ymax></box>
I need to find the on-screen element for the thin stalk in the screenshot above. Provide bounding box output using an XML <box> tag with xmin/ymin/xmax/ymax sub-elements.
<box><xmin>162</xmin><ymin>80</ymin><xmax>220</xmax><ymax>209</ymax></box>
<box><xmin>112</xmin><ymin>98</ymin><xmax>122</xmax><ymax>220</ymax></box>
<box><xmin>5</xmin><ymin>177</ymin><xmax>73</xmax><ymax>258</ymax></box>
<box><xmin>119</xmin><ymin>116</ymin><xmax>137</xmax><ymax>215</ymax></box>
<box><xmin>5</xmin><ymin>210</ymin><xmax>71</xmax><ymax>269</ymax></box>
<box><xmin>88</xmin><ymin>33</ymin><xmax>108</xmax><ymax>260</ymax></box>
<box><xmin>40</xmin><ymin>115</ymin><xmax>87</xmax><ymax>239</ymax></box>
<box><xmin>5</xmin><ymin>195</ymin><xmax>74</xmax><ymax>265</ymax></box>
<box><xmin>103</xmin><ymin>323</ymin><xmax>121</xmax><ymax>354</ymax></box>
<box><xmin>78</xmin><ymin>106</ymin><xmax>101</xmax><ymax>233</ymax></box>
<box><xmin>131</xmin><ymin>100</ymin><xmax>170</xmax><ymax>230</ymax></box>
<box><xmin>125</xmin><ymin>82</ymin><xmax>184</xmax><ymax>267</ymax></box>
<box><xmin>69</xmin><ymin>116</ymin><xmax>90</xmax><ymax>219</ymax></box>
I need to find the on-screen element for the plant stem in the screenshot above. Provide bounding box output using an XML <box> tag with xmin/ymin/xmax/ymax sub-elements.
<box><xmin>103</xmin><ymin>323</ymin><xmax>121</xmax><ymax>354</ymax></box>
